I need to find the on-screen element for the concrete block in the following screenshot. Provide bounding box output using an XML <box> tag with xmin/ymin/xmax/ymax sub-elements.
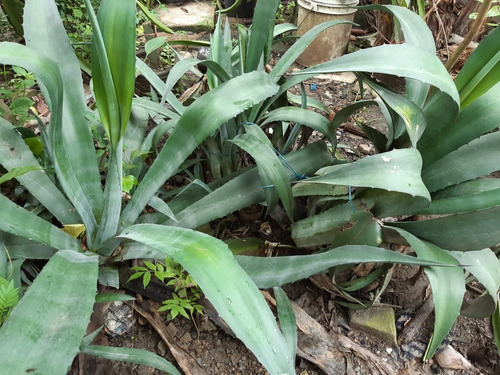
<box><xmin>155</xmin><ymin>1</ymin><xmax>215</xmax><ymax>32</ymax></box>
<box><xmin>350</xmin><ymin>306</ymin><xmax>397</xmax><ymax>346</ymax></box>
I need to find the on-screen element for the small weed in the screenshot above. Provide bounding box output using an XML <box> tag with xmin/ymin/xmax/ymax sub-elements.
<box><xmin>128</xmin><ymin>257</ymin><xmax>204</xmax><ymax>321</ymax></box>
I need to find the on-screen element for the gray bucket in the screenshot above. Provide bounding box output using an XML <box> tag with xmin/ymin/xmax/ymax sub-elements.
<box><xmin>296</xmin><ymin>0</ymin><xmax>359</xmax><ymax>66</ymax></box>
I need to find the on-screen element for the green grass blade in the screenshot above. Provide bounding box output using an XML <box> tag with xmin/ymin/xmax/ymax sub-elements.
<box><xmin>273</xmin><ymin>287</ymin><xmax>297</xmax><ymax>364</ymax></box>
<box><xmin>121</xmin><ymin>71</ymin><xmax>279</xmax><ymax>225</ymax></box>
<box><xmin>390</xmin><ymin>228</ymin><xmax>464</xmax><ymax>360</ymax></box>
<box><xmin>120</xmin><ymin>224</ymin><xmax>295</xmax><ymax>375</ymax></box>
<box><xmin>391</xmin><ymin>206</ymin><xmax>500</xmax><ymax>251</ymax></box>
<box><xmin>307</xmin><ymin>148</ymin><xmax>430</xmax><ymax>200</ymax></box>
<box><xmin>0</xmin><ymin>194</ymin><xmax>80</xmax><ymax>252</ymax></box>
<box><xmin>232</xmin><ymin>125</ymin><xmax>294</xmax><ymax>218</ymax></box>
<box><xmin>0</xmin><ymin>118</ymin><xmax>80</xmax><ymax>224</ymax></box>
<box><xmin>23</xmin><ymin>0</ymin><xmax>104</xmax><ymax>238</ymax></box>
<box><xmin>455</xmin><ymin>25</ymin><xmax>500</xmax><ymax>109</ymax></box>
<box><xmin>81</xmin><ymin>345</ymin><xmax>181</xmax><ymax>375</ymax></box>
<box><xmin>0</xmin><ymin>250</ymin><xmax>98</xmax><ymax>374</ymax></box>
<box><xmin>245</xmin><ymin>0</ymin><xmax>280</xmax><ymax>72</ymax></box>
<box><xmin>423</xmin><ymin>131</ymin><xmax>500</xmax><ymax>193</ymax></box>
<box><xmin>237</xmin><ymin>245</ymin><xmax>453</xmax><ymax>288</ymax></box>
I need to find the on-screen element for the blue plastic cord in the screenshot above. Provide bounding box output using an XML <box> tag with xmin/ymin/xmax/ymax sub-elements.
<box><xmin>348</xmin><ymin>186</ymin><xmax>355</xmax><ymax>213</ymax></box>
<box><xmin>262</xmin><ymin>148</ymin><xmax>308</xmax><ymax>189</ymax></box>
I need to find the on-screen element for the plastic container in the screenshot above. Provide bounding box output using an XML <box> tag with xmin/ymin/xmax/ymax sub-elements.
<box><xmin>296</xmin><ymin>0</ymin><xmax>359</xmax><ymax>66</ymax></box>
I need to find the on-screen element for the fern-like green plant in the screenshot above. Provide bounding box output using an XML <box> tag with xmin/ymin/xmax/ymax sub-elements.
<box><xmin>0</xmin><ymin>278</ymin><xmax>18</xmax><ymax>326</ymax></box>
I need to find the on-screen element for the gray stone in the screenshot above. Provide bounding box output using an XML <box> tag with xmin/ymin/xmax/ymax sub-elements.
<box><xmin>156</xmin><ymin>1</ymin><xmax>215</xmax><ymax>32</ymax></box>
<box><xmin>349</xmin><ymin>305</ymin><xmax>397</xmax><ymax>346</ymax></box>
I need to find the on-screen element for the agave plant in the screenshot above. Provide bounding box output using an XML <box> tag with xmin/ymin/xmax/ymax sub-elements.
<box><xmin>0</xmin><ymin>0</ymin><xmax>464</xmax><ymax>373</ymax></box>
<box><xmin>290</xmin><ymin>5</ymin><xmax>500</xmax><ymax>359</ymax></box>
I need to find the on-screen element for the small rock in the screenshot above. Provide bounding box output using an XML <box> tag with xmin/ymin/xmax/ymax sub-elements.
<box><xmin>166</xmin><ymin>322</ymin><xmax>178</xmax><ymax>337</ymax></box>
<box><xmin>104</xmin><ymin>301</ymin><xmax>135</xmax><ymax>337</ymax></box>
<box><xmin>359</xmin><ymin>144</ymin><xmax>372</xmax><ymax>155</ymax></box>
<box><xmin>157</xmin><ymin>340</ymin><xmax>168</xmax><ymax>357</ymax></box>
<box><xmin>179</xmin><ymin>331</ymin><xmax>192</xmax><ymax>345</ymax></box>
<box><xmin>435</xmin><ymin>345</ymin><xmax>474</xmax><ymax>370</ymax></box>
<box><xmin>349</xmin><ymin>306</ymin><xmax>397</xmax><ymax>346</ymax></box>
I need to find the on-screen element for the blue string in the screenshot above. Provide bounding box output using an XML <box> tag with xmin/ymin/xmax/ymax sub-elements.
<box><xmin>310</xmin><ymin>83</ymin><xmax>318</xmax><ymax>92</ymax></box>
<box><xmin>348</xmin><ymin>186</ymin><xmax>355</xmax><ymax>213</ymax></box>
<box><xmin>262</xmin><ymin>148</ymin><xmax>308</xmax><ymax>189</ymax></box>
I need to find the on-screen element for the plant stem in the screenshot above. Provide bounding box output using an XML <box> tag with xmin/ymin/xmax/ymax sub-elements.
<box><xmin>445</xmin><ymin>0</ymin><xmax>493</xmax><ymax>72</ymax></box>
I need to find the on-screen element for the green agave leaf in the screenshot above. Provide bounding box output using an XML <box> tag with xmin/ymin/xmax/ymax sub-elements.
<box><xmin>292</xmin><ymin>44</ymin><xmax>459</xmax><ymax>107</ymax></box>
<box><xmin>245</xmin><ymin>0</ymin><xmax>280</xmax><ymax>72</ymax></box>
<box><xmin>261</xmin><ymin>106</ymin><xmax>335</xmax><ymax>147</ymax></box>
<box><xmin>493</xmin><ymin>303</ymin><xmax>500</xmax><ymax>354</ymax></box>
<box><xmin>232</xmin><ymin>125</ymin><xmax>295</xmax><ymax>219</ymax></box>
<box><xmin>136</xmin><ymin>0</ymin><xmax>174</xmax><ymax>34</ymax></box>
<box><xmin>273</xmin><ymin>287</ymin><xmax>297</xmax><ymax>364</ymax></box>
<box><xmin>121</xmin><ymin>71</ymin><xmax>279</xmax><ymax>225</ymax></box>
<box><xmin>287</xmin><ymin>92</ymin><xmax>329</xmax><ymax>114</ymax></box>
<box><xmin>160</xmin><ymin>58</ymin><xmax>230</xmax><ymax>107</ymax></box>
<box><xmin>0</xmin><ymin>165</ymin><xmax>42</xmax><ymax>185</ymax></box>
<box><xmin>88</xmin><ymin>0</ymin><xmax>136</xmax><ymax>148</ymax></box>
<box><xmin>273</xmin><ymin>23</ymin><xmax>298</xmax><ymax>38</ymax></box>
<box><xmin>236</xmin><ymin>245</ymin><xmax>454</xmax><ymax>289</ymax></box>
<box><xmin>95</xmin><ymin>293</ymin><xmax>136</xmax><ymax>303</ymax></box>
<box><xmin>455</xmin><ymin>25</ymin><xmax>500</xmax><ymax>109</ymax></box>
<box><xmin>2</xmin><ymin>232</ymin><xmax>57</xmax><ymax>260</ymax></box>
<box><xmin>135</xmin><ymin>57</ymin><xmax>185</xmax><ymax>116</ymax></box>
<box><xmin>359</xmin><ymin>4</ymin><xmax>434</xmax><ymax>108</ymax></box>
<box><xmin>306</xmin><ymin>148</ymin><xmax>430</xmax><ymax>200</ymax></box>
<box><xmin>0</xmin><ymin>0</ymin><xmax>24</xmax><ymax>37</ymax></box>
<box><xmin>389</xmin><ymin>228</ymin><xmax>464</xmax><ymax>360</ymax></box>
<box><xmin>120</xmin><ymin>224</ymin><xmax>295</xmax><ymax>375</ymax></box>
<box><xmin>391</xmin><ymin>205</ymin><xmax>500</xmax><ymax>251</ymax></box>
<box><xmin>450</xmin><ymin>249</ymin><xmax>500</xmax><ymax>309</ymax></box>
<box><xmin>359</xmin><ymin>5</ymin><xmax>435</xmax><ymax>53</ymax></box>
<box><xmin>329</xmin><ymin>211</ymin><xmax>383</xmax><ymax>248</ymax></box>
<box><xmin>0</xmin><ymin>192</ymin><xmax>80</xmax><ymax>252</ymax></box>
<box><xmin>163</xmin><ymin>141</ymin><xmax>333</xmax><ymax>229</ymax></box>
<box><xmin>23</xmin><ymin>0</ymin><xmax>104</xmax><ymax>240</ymax></box>
<box><xmin>358</xmin><ymin>189</ymin><xmax>430</xmax><ymax>218</ymax></box>
<box><xmin>209</xmin><ymin>15</ymin><xmax>232</xmax><ymax>86</ymax></box>
<box><xmin>145</xmin><ymin>37</ymin><xmax>167</xmax><ymax>57</ymax></box>
<box><xmin>271</xmin><ymin>19</ymin><xmax>353</xmax><ymax>80</ymax></box>
<box><xmin>362</xmin><ymin>75</ymin><xmax>426</xmax><ymax>148</ymax></box>
<box><xmin>418</xmin><ymin>178</ymin><xmax>500</xmax><ymax>215</ymax></box>
<box><xmin>423</xmin><ymin>131</ymin><xmax>500</xmax><ymax>193</ymax></box>
<box><xmin>291</xmin><ymin>199</ymin><xmax>375</xmax><ymax>248</ymax></box>
<box><xmin>419</xmin><ymin>82</ymin><xmax>500</xmax><ymax>166</ymax></box>
<box><xmin>81</xmin><ymin>345</ymin><xmax>181</xmax><ymax>375</ymax></box>
<box><xmin>0</xmin><ymin>250</ymin><xmax>98</xmax><ymax>374</ymax></box>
